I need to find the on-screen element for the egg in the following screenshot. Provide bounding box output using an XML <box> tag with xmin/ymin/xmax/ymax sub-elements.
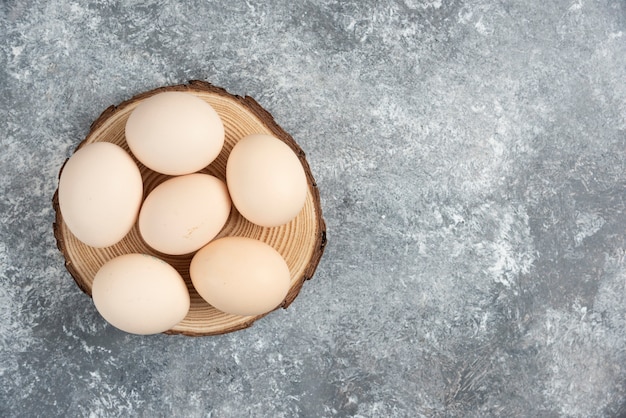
<box><xmin>226</xmin><ymin>134</ymin><xmax>308</xmax><ymax>227</ymax></box>
<box><xmin>58</xmin><ymin>142</ymin><xmax>143</xmax><ymax>248</ymax></box>
<box><xmin>190</xmin><ymin>237</ymin><xmax>291</xmax><ymax>316</ymax></box>
<box><xmin>138</xmin><ymin>173</ymin><xmax>231</xmax><ymax>255</ymax></box>
<box><xmin>125</xmin><ymin>91</ymin><xmax>224</xmax><ymax>175</ymax></box>
<box><xmin>92</xmin><ymin>253</ymin><xmax>190</xmax><ymax>335</ymax></box>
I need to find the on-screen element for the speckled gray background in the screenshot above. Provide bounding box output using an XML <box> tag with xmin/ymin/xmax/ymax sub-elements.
<box><xmin>1</xmin><ymin>0</ymin><xmax>625</xmax><ymax>417</ymax></box>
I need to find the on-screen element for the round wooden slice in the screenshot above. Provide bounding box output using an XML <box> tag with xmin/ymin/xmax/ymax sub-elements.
<box><xmin>52</xmin><ymin>80</ymin><xmax>327</xmax><ymax>336</ymax></box>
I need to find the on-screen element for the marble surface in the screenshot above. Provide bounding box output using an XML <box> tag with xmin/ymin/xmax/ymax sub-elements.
<box><xmin>1</xmin><ymin>0</ymin><xmax>625</xmax><ymax>416</ymax></box>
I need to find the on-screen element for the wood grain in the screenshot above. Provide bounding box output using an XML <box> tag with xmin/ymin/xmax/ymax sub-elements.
<box><xmin>52</xmin><ymin>80</ymin><xmax>327</xmax><ymax>336</ymax></box>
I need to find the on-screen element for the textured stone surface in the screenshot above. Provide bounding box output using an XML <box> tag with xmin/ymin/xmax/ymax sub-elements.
<box><xmin>1</xmin><ymin>0</ymin><xmax>625</xmax><ymax>416</ymax></box>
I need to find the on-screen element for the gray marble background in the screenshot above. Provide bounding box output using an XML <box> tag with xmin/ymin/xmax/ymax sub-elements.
<box><xmin>1</xmin><ymin>0</ymin><xmax>625</xmax><ymax>417</ymax></box>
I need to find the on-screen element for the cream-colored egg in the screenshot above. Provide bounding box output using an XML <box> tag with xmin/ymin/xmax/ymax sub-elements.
<box><xmin>138</xmin><ymin>173</ymin><xmax>231</xmax><ymax>255</ymax></box>
<box><xmin>92</xmin><ymin>253</ymin><xmax>190</xmax><ymax>335</ymax></box>
<box><xmin>190</xmin><ymin>237</ymin><xmax>291</xmax><ymax>316</ymax></box>
<box><xmin>58</xmin><ymin>142</ymin><xmax>143</xmax><ymax>248</ymax></box>
<box><xmin>125</xmin><ymin>91</ymin><xmax>224</xmax><ymax>175</ymax></box>
<box><xmin>226</xmin><ymin>134</ymin><xmax>308</xmax><ymax>227</ymax></box>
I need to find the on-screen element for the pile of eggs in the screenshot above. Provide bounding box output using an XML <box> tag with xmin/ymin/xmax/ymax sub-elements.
<box><xmin>58</xmin><ymin>92</ymin><xmax>308</xmax><ymax>335</ymax></box>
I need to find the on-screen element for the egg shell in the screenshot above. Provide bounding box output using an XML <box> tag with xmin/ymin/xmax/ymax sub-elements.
<box><xmin>138</xmin><ymin>173</ymin><xmax>231</xmax><ymax>255</ymax></box>
<box><xmin>226</xmin><ymin>133</ymin><xmax>308</xmax><ymax>227</ymax></box>
<box><xmin>58</xmin><ymin>142</ymin><xmax>143</xmax><ymax>248</ymax></box>
<box><xmin>190</xmin><ymin>237</ymin><xmax>291</xmax><ymax>316</ymax></box>
<box><xmin>125</xmin><ymin>91</ymin><xmax>225</xmax><ymax>175</ymax></box>
<box><xmin>92</xmin><ymin>253</ymin><xmax>190</xmax><ymax>335</ymax></box>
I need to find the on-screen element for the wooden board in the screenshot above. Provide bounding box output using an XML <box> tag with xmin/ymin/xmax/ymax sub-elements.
<box><xmin>52</xmin><ymin>80</ymin><xmax>327</xmax><ymax>336</ymax></box>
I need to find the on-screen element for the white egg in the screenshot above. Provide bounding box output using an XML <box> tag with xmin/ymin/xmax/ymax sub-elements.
<box><xmin>92</xmin><ymin>253</ymin><xmax>190</xmax><ymax>335</ymax></box>
<box><xmin>125</xmin><ymin>91</ymin><xmax>224</xmax><ymax>175</ymax></box>
<box><xmin>226</xmin><ymin>134</ymin><xmax>308</xmax><ymax>227</ymax></box>
<box><xmin>190</xmin><ymin>237</ymin><xmax>291</xmax><ymax>316</ymax></box>
<box><xmin>138</xmin><ymin>174</ymin><xmax>231</xmax><ymax>255</ymax></box>
<box><xmin>58</xmin><ymin>142</ymin><xmax>143</xmax><ymax>248</ymax></box>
